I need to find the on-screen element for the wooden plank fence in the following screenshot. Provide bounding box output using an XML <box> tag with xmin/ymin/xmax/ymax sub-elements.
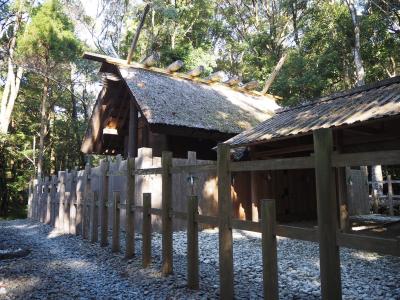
<box><xmin>28</xmin><ymin>142</ymin><xmax>400</xmax><ymax>299</ymax></box>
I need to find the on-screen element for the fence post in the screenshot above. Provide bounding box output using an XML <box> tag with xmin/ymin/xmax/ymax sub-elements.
<box><xmin>82</xmin><ymin>163</ymin><xmax>91</xmax><ymax>239</ymax></box>
<box><xmin>36</xmin><ymin>178</ymin><xmax>43</xmax><ymax>221</ymax></box>
<box><xmin>261</xmin><ymin>199</ymin><xmax>279</xmax><ymax>300</ymax></box>
<box><xmin>64</xmin><ymin>171</ymin><xmax>71</xmax><ymax>233</ymax></box>
<box><xmin>91</xmin><ymin>191</ymin><xmax>99</xmax><ymax>243</ymax></box>
<box><xmin>100</xmin><ymin>159</ymin><xmax>110</xmax><ymax>247</ymax></box>
<box><xmin>125</xmin><ymin>157</ymin><xmax>136</xmax><ymax>258</ymax></box>
<box><xmin>142</xmin><ymin>193</ymin><xmax>152</xmax><ymax>267</ymax></box>
<box><xmin>313</xmin><ymin>128</ymin><xmax>342</xmax><ymax>300</ymax></box>
<box><xmin>50</xmin><ymin>175</ymin><xmax>57</xmax><ymax>227</ymax></box>
<box><xmin>58</xmin><ymin>171</ymin><xmax>66</xmax><ymax>231</ymax></box>
<box><xmin>217</xmin><ymin>143</ymin><xmax>234</xmax><ymax>300</ymax></box>
<box><xmin>387</xmin><ymin>175</ymin><xmax>394</xmax><ymax>216</ymax></box>
<box><xmin>112</xmin><ymin>191</ymin><xmax>121</xmax><ymax>253</ymax></box>
<box><xmin>42</xmin><ymin>176</ymin><xmax>50</xmax><ymax>224</ymax></box>
<box><xmin>69</xmin><ymin>170</ymin><xmax>77</xmax><ymax>234</ymax></box>
<box><xmin>161</xmin><ymin>151</ymin><xmax>173</xmax><ymax>276</ymax></box>
<box><xmin>33</xmin><ymin>178</ymin><xmax>39</xmax><ymax>220</ymax></box>
<box><xmin>187</xmin><ymin>195</ymin><xmax>199</xmax><ymax>290</ymax></box>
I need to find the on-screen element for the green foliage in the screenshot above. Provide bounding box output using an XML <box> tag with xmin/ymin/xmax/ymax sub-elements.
<box><xmin>16</xmin><ymin>0</ymin><xmax>81</xmax><ymax>68</ymax></box>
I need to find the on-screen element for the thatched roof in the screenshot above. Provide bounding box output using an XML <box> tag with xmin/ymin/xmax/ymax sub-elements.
<box><xmin>225</xmin><ymin>76</ymin><xmax>400</xmax><ymax>147</ymax></box>
<box><xmin>84</xmin><ymin>52</ymin><xmax>279</xmax><ymax>134</ymax></box>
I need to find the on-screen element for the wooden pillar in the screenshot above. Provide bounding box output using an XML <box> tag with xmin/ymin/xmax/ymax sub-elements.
<box><xmin>82</xmin><ymin>163</ymin><xmax>91</xmax><ymax>239</ymax></box>
<box><xmin>128</xmin><ymin>100</ymin><xmax>138</xmax><ymax>158</ymax></box>
<box><xmin>50</xmin><ymin>175</ymin><xmax>57</xmax><ymax>227</ymax></box>
<box><xmin>142</xmin><ymin>193</ymin><xmax>152</xmax><ymax>268</ymax></box>
<box><xmin>217</xmin><ymin>144</ymin><xmax>234</xmax><ymax>300</ymax></box>
<box><xmin>64</xmin><ymin>171</ymin><xmax>71</xmax><ymax>233</ymax></box>
<box><xmin>261</xmin><ymin>199</ymin><xmax>279</xmax><ymax>300</ymax></box>
<box><xmin>58</xmin><ymin>171</ymin><xmax>66</xmax><ymax>231</ymax></box>
<box><xmin>161</xmin><ymin>151</ymin><xmax>173</xmax><ymax>276</ymax></box>
<box><xmin>44</xmin><ymin>177</ymin><xmax>51</xmax><ymax>224</ymax></box>
<box><xmin>337</xmin><ymin>167</ymin><xmax>350</xmax><ymax>232</ymax></box>
<box><xmin>251</xmin><ymin>171</ymin><xmax>259</xmax><ymax>222</ymax></box>
<box><xmin>28</xmin><ymin>180</ymin><xmax>33</xmax><ymax>219</ymax></box>
<box><xmin>41</xmin><ymin>177</ymin><xmax>49</xmax><ymax>223</ymax></box>
<box><xmin>313</xmin><ymin>128</ymin><xmax>342</xmax><ymax>300</ymax></box>
<box><xmin>90</xmin><ymin>191</ymin><xmax>99</xmax><ymax>243</ymax></box>
<box><xmin>387</xmin><ymin>175</ymin><xmax>394</xmax><ymax>216</ymax></box>
<box><xmin>112</xmin><ymin>191</ymin><xmax>121</xmax><ymax>253</ymax></box>
<box><xmin>187</xmin><ymin>195</ymin><xmax>199</xmax><ymax>290</ymax></box>
<box><xmin>100</xmin><ymin>159</ymin><xmax>110</xmax><ymax>246</ymax></box>
<box><xmin>69</xmin><ymin>170</ymin><xmax>78</xmax><ymax>234</ymax></box>
<box><xmin>75</xmin><ymin>175</ymin><xmax>83</xmax><ymax>235</ymax></box>
<box><xmin>125</xmin><ymin>157</ymin><xmax>135</xmax><ymax>258</ymax></box>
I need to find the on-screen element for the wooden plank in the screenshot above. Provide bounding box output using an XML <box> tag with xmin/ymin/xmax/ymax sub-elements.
<box><xmin>313</xmin><ymin>128</ymin><xmax>342</xmax><ymax>300</ymax></box>
<box><xmin>275</xmin><ymin>225</ymin><xmax>318</xmax><ymax>242</ymax></box>
<box><xmin>43</xmin><ymin>177</ymin><xmax>50</xmax><ymax>224</ymax></box>
<box><xmin>142</xmin><ymin>193</ymin><xmax>151</xmax><ymax>268</ymax></box>
<box><xmin>187</xmin><ymin>196</ymin><xmax>199</xmax><ymax>290</ymax></box>
<box><xmin>69</xmin><ymin>170</ymin><xmax>78</xmax><ymax>234</ymax></box>
<box><xmin>171</xmin><ymin>211</ymin><xmax>187</xmax><ymax>220</ymax></box>
<box><xmin>261</xmin><ymin>199</ymin><xmax>279</xmax><ymax>300</ymax></box>
<box><xmin>217</xmin><ymin>144</ymin><xmax>234</xmax><ymax>300</ymax></box>
<box><xmin>230</xmin><ymin>156</ymin><xmax>314</xmax><ymax>172</ymax></box>
<box><xmin>133</xmin><ymin>167</ymin><xmax>163</xmax><ymax>176</ymax></box>
<box><xmin>332</xmin><ymin>150</ymin><xmax>400</xmax><ymax>167</ymax></box>
<box><xmin>90</xmin><ymin>191</ymin><xmax>99</xmax><ymax>243</ymax></box>
<box><xmin>64</xmin><ymin>172</ymin><xmax>71</xmax><ymax>233</ymax></box>
<box><xmin>58</xmin><ymin>172</ymin><xmax>66</xmax><ymax>232</ymax></box>
<box><xmin>100</xmin><ymin>160</ymin><xmax>110</xmax><ymax>247</ymax></box>
<box><xmin>337</xmin><ymin>233</ymin><xmax>399</xmax><ymax>257</ymax></box>
<box><xmin>49</xmin><ymin>176</ymin><xmax>57</xmax><ymax>226</ymax></box>
<box><xmin>125</xmin><ymin>157</ymin><xmax>135</xmax><ymax>258</ymax></box>
<box><xmin>82</xmin><ymin>164</ymin><xmax>91</xmax><ymax>240</ymax></box>
<box><xmin>112</xmin><ymin>192</ymin><xmax>121</xmax><ymax>253</ymax></box>
<box><xmin>161</xmin><ymin>151</ymin><xmax>173</xmax><ymax>276</ymax></box>
<box><xmin>170</xmin><ymin>163</ymin><xmax>217</xmax><ymax>174</ymax></box>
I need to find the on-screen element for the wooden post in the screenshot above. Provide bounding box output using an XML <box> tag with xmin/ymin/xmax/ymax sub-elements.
<box><xmin>41</xmin><ymin>177</ymin><xmax>49</xmax><ymax>223</ymax></box>
<box><xmin>82</xmin><ymin>163</ymin><xmax>91</xmax><ymax>239</ymax></box>
<box><xmin>338</xmin><ymin>167</ymin><xmax>350</xmax><ymax>232</ymax></box>
<box><xmin>128</xmin><ymin>101</ymin><xmax>138</xmax><ymax>157</ymax></box>
<box><xmin>50</xmin><ymin>176</ymin><xmax>57</xmax><ymax>227</ymax></box>
<box><xmin>112</xmin><ymin>191</ymin><xmax>121</xmax><ymax>253</ymax></box>
<box><xmin>75</xmin><ymin>175</ymin><xmax>83</xmax><ymax>235</ymax></box>
<box><xmin>142</xmin><ymin>193</ymin><xmax>152</xmax><ymax>268</ymax></box>
<box><xmin>313</xmin><ymin>128</ymin><xmax>342</xmax><ymax>300</ymax></box>
<box><xmin>161</xmin><ymin>151</ymin><xmax>173</xmax><ymax>275</ymax></box>
<box><xmin>387</xmin><ymin>175</ymin><xmax>394</xmax><ymax>216</ymax></box>
<box><xmin>58</xmin><ymin>171</ymin><xmax>66</xmax><ymax>231</ymax></box>
<box><xmin>261</xmin><ymin>199</ymin><xmax>279</xmax><ymax>300</ymax></box>
<box><xmin>187</xmin><ymin>195</ymin><xmax>199</xmax><ymax>290</ymax></box>
<box><xmin>27</xmin><ymin>180</ymin><xmax>33</xmax><ymax>219</ymax></box>
<box><xmin>100</xmin><ymin>159</ymin><xmax>110</xmax><ymax>246</ymax></box>
<box><xmin>217</xmin><ymin>143</ymin><xmax>234</xmax><ymax>300</ymax></box>
<box><xmin>125</xmin><ymin>157</ymin><xmax>136</xmax><ymax>258</ymax></box>
<box><xmin>90</xmin><ymin>191</ymin><xmax>99</xmax><ymax>243</ymax></box>
<box><xmin>64</xmin><ymin>171</ymin><xmax>71</xmax><ymax>233</ymax></box>
<box><xmin>69</xmin><ymin>170</ymin><xmax>77</xmax><ymax>234</ymax></box>
<box><xmin>45</xmin><ymin>177</ymin><xmax>51</xmax><ymax>224</ymax></box>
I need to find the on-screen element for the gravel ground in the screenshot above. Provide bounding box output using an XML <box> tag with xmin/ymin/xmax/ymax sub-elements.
<box><xmin>0</xmin><ymin>219</ymin><xmax>399</xmax><ymax>299</ymax></box>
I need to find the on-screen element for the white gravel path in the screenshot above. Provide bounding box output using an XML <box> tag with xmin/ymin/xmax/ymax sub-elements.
<box><xmin>0</xmin><ymin>219</ymin><xmax>399</xmax><ymax>299</ymax></box>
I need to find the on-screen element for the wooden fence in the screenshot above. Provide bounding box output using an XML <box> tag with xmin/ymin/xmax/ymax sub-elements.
<box><xmin>368</xmin><ymin>176</ymin><xmax>400</xmax><ymax>215</ymax></box>
<box><xmin>28</xmin><ymin>138</ymin><xmax>400</xmax><ymax>300</ymax></box>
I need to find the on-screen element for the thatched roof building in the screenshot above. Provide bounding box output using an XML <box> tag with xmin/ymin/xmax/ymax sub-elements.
<box><xmin>81</xmin><ymin>52</ymin><xmax>279</xmax><ymax>159</ymax></box>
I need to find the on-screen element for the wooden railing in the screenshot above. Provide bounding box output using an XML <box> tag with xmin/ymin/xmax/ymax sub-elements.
<box><xmin>27</xmin><ymin>144</ymin><xmax>400</xmax><ymax>300</ymax></box>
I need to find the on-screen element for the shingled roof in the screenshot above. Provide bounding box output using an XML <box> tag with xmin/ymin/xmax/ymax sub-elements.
<box><xmin>225</xmin><ymin>76</ymin><xmax>400</xmax><ymax>147</ymax></box>
<box><xmin>84</xmin><ymin>52</ymin><xmax>279</xmax><ymax>134</ymax></box>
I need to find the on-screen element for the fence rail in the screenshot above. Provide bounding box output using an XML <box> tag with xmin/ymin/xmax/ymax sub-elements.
<box><xmin>28</xmin><ymin>145</ymin><xmax>400</xmax><ymax>299</ymax></box>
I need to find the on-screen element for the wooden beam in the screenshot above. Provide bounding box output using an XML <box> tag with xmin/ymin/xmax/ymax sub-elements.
<box><xmin>126</xmin><ymin>3</ymin><xmax>151</xmax><ymax>64</ymax></box>
<box><xmin>313</xmin><ymin>128</ymin><xmax>342</xmax><ymax>299</ymax></box>
<box><xmin>125</xmin><ymin>157</ymin><xmax>135</xmax><ymax>258</ymax></box>
<box><xmin>332</xmin><ymin>150</ymin><xmax>400</xmax><ymax>167</ymax></box>
<box><xmin>230</xmin><ymin>156</ymin><xmax>314</xmax><ymax>172</ymax></box>
<box><xmin>217</xmin><ymin>144</ymin><xmax>234</xmax><ymax>299</ymax></box>
<box><xmin>128</xmin><ymin>100</ymin><xmax>138</xmax><ymax>158</ymax></box>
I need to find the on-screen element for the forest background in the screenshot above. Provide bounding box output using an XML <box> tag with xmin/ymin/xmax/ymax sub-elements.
<box><xmin>0</xmin><ymin>0</ymin><xmax>399</xmax><ymax>217</ymax></box>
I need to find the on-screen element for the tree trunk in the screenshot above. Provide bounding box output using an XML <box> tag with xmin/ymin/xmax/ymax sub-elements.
<box><xmin>261</xmin><ymin>52</ymin><xmax>288</xmax><ymax>94</ymax></box>
<box><xmin>37</xmin><ymin>76</ymin><xmax>50</xmax><ymax>178</ymax></box>
<box><xmin>0</xmin><ymin>8</ymin><xmax>23</xmax><ymax>134</ymax></box>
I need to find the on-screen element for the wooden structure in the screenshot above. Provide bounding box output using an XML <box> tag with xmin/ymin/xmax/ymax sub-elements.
<box><xmin>81</xmin><ymin>52</ymin><xmax>279</xmax><ymax>160</ymax></box>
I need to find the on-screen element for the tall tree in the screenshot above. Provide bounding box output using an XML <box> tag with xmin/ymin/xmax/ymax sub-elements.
<box><xmin>16</xmin><ymin>0</ymin><xmax>80</xmax><ymax>178</ymax></box>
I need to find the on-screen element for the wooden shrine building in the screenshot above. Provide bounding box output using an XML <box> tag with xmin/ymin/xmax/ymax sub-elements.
<box><xmin>225</xmin><ymin>76</ymin><xmax>400</xmax><ymax>225</ymax></box>
<box><xmin>81</xmin><ymin>52</ymin><xmax>279</xmax><ymax>160</ymax></box>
